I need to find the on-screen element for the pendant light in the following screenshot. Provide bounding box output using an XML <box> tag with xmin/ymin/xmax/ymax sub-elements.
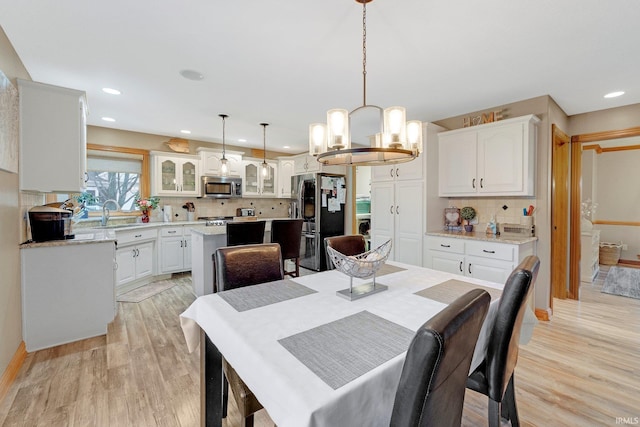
<box><xmin>260</xmin><ymin>123</ymin><xmax>271</xmax><ymax>180</ymax></box>
<box><xmin>218</xmin><ymin>114</ymin><xmax>229</xmax><ymax>177</ymax></box>
<box><xmin>309</xmin><ymin>0</ymin><xmax>422</xmax><ymax>166</ymax></box>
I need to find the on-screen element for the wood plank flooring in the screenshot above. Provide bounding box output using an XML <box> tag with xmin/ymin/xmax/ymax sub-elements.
<box><xmin>1</xmin><ymin>268</ymin><xmax>638</xmax><ymax>426</ymax></box>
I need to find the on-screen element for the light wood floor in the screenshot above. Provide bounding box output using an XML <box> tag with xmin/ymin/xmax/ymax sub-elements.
<box><xmin>1</xmin><ymin>267</ymin><xmax>638</xmax><ymax>426</ymax></box>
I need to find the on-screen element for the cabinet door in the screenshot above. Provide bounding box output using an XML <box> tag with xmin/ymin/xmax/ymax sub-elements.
<box><xmin>371</xmin><ymin>166</ymin><xmax>396</xmax><ymax>183</ymax></box>
<box><xmin>201</xmin><ymin>151</ymin><xmax>240</xmax><ymax>176</ymax></box>
<box><xmin>370</xmin><ymin>182</ymin><xmax>394</xmax><ymax>256</ymax></box>
<box><xmin>159</xmin><ymin>158</ymin><xmax>178</xmax><ymax>193</ymax></box>
<box><xmin>116</xmin><ymin>246</ymin><xmax>137</xmax><ymax>286</ymax></box>
<box><xmin>183</xmin><ymin>235</ymin><xmax>192</xmax><ymax>270</ymax></box>
<box><xmin>438</xmin><ymin>132</ymin><xmax>477</xmax><ymax>196</ymax></box>
<box><xmin>466</xmin><ymin>256</ymin><xmax>513</xmax><ymax>283</ymax></box>
<box><xmin>180</xmin><ymin>160</ymin><xmax>199</xmax><ymax>194</ymax></box>
<box><xmin>394</xmin><ymin>181</ymin><xmax>423</xmax><ymax>266</ymax></box>
<box><xmin>477</xmin><ymin>122</ymin><xmax>524</xmax><ymax>194</ymax></box>
<box><xmin>243</xmin><ymin>162</ymin><xmax>260</xmax><ymax>195</ymax></box>
<box><xmin>160</xmin><ymin>236</ymin><xmax>184</xmax><ymax>273</ymax></box>
<box><xmin>135</xmin><ymin>242</ymin><xmax>155</xmax><ymax>279</ymax></box>
<box><xmin>260</xmin><ymin>162</ymin><xmax>277</xmax><ymax>196</ymax></box>
<box><xmin>278</xmin><ymin>159</ymin><xmax>295</xmax><ymax>198</ymax></box>
<box><xmin>429</xmin><ymin>251</ymin><xmax>464</xmax><ymax>275</ymax></box>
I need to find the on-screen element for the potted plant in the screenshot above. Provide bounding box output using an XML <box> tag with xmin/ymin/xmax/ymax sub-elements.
<box><xmin>74</xmin><ymin>192</ymin><xmax>97</xmax><ymax>218</ymax></box>
<box><xmin>460</xmin><ymin>206</ymin><xmax>476</xmax><ymax>232</ymax></box>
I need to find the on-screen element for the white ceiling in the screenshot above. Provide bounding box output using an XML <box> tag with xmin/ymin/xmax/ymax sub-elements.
<box><xmin>1</xmin><ymin>0</ymin><xmax>639</xmax><ymax>154</ymax></box>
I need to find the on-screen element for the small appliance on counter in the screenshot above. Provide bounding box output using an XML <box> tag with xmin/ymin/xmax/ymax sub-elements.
<box><xmin>236</xmin><ymin>207</ymin><xmax>255</xmax><ymax>217</ymax></box>
<box><xmin>29</xmin><ymin>206</ymin><xmax>74</xmax><ymax>242</ymax></box>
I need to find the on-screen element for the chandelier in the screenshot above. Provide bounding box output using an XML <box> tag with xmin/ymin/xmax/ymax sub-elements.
<box><xmin>309</xmin><ymin>0</ymin><xmax>422</xmax><ymax>166</ymax></box>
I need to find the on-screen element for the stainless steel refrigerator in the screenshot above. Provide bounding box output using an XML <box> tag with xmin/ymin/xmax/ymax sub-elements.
<box><xmin>291</xmin><ymin>173</ymin><xmax>346</xmax><ymax>271</ymax></box>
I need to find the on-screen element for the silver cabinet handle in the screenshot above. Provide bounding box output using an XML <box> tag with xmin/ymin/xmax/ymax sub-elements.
<box><xmin>396</xmin><ymin>168</ymin><xmax>399</xmax><ymax>177</ymax></box>
<box><xmin>184</xmin><ymin>239</ymin><xmax>187</xmax><ymax>248</ymax></box>
<box><xmin>180</xmin><ymin>240</ymin><xmax>183</xmax><ymax>247</ymax></box>
<box><xmin>136</xmin><ymin>249</ymin><xmax>140</xmax><ymax>257</ymax></box>
<box><xmin>132</xmin><ymin>249</ymin><xmax>136</xmax><ymax>258</ymax></box>
<box><xmin>84</xmin><ymin>171</ymin><xmax>89</xmax><ymax>183</ymax></box>
<box><xmin>135</xmin><ymin>234</ymin><xmax>142</xmax><ymax>238</ymax></box>
<box><xmin>168</xmin><ymin>230</ymin><xmax>177</xmax><ymax>234</ymax></box>
<box><xmin>390</xmin><ymin>168</ymin><xmax>394</xmax><ymax>178</ymax></box>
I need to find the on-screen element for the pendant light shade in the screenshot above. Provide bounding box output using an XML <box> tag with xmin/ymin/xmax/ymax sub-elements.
<box><xmin>310</xmin><ymin>0</ymin><xmax>422</xmax><ymax>166</ymax></box>
<box><xmin>218</xmin><ymin>114</ymin><xmax>229</xmax><ymax>177</ymax></box>
<box><xmin>260</xmin><ymin>123</ymin><xmax>271</xmax><ymax>180</ymax></box>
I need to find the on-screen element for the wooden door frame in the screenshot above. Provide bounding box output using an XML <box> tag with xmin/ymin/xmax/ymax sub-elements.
<box><xmin>551</xmin><ymin>125</ymin><xmax>570</xmax><ymax>303</ymax></box>
<box><xmin>569</xmin><ymin>127</ymin><xmax>640</xmax><ymax>297</ymax></box>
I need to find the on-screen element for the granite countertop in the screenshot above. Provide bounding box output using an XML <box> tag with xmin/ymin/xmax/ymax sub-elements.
<box><xmin>20</xmin><ymin>229</ymin><xmax>117</xmax><ymax>249</ymax></box>
<box><xmin>425</xmin><ymin>230</ymin><xmax>538</xmax><ymax>245</ymax></box>
<box><xmin>189</xmin><ymin>224</ymin><xmax>227</xmax><ymax>236</ymax></box>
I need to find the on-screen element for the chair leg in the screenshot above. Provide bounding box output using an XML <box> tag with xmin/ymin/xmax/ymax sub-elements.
<box><xmin>503</xmin><ymin>374</ymin><xmax>520</xmax><ymax>427</ymax></box>
<box><xmin>488</xmin><ymin>399</ymin><xmax>501</xmax><ymax>427</ymax></box>
<box><xmin>295</xmin><ymin>257</ymin><xmax>299</xmax><ymax>277</ymax></box>
<box><xmin>222</xmin><ymin>374</ymin><xmax>229</xmax><ymax>418</ymax></box>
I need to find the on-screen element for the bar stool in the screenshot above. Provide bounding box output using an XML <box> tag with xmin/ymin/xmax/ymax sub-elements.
<box><xmin>270</xmin><ymin>219</ymin><xmax>303</xmax><ymax>277</ymax></box>
<box><xmin>226</xmin><ymin>220</ymin><xmax>266</xmax><ymax>246</ymax></box>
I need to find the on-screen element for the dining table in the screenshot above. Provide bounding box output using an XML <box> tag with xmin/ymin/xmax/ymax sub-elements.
<box><xmin>180</xmin><ymin>261</ymin><xmax>536</xmax><ymax>427</ymax></box>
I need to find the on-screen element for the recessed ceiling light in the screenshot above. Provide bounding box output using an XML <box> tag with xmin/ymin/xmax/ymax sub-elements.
<box><xmin>283</xmin><ymin>146</ymin><xmax>290</xmax><ymax>149</ymax></box>
<box><xmin>101</xmin><ymin>117</ymin><xmax>116</xmax><ymax>122</ymax></box>
<box><xmin>179</xmin><ymin>69</ymin><xmax>204</xmax><ymax>81</ymax></box>
<box><xmin>102</xmin><ymin>87</ymin><xmax>121</xmax><ymax>95</ymax></box>
<box><xmin>604</xmin><ymin>91</ymin><xmax>625</xmax><ymax>98</ymax></box>
<box><xmin>238</xmin><ymin>139</ymin><xmax>247</xmax><ymax>143</ymax></box>
<box><xmin>180</xmin><ymin>130</ymin><xmax>191</xmax><ymax>134</ymax></box>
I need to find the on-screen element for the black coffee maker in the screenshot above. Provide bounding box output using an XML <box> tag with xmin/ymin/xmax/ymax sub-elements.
<box><xmin>29</xmin><ymin>206</ymin><xmax>74</xmax><ymax>242</ymax></box>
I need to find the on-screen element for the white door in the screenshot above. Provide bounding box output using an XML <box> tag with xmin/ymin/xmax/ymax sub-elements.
<box><xmin>394</xmin><ymin>181</ymin><xmax>423</xmax><ymax>266</ymax></box>
<box><xmin>438</xmin><ymin>132</ymin><xmax>477</xmax><ymax>196</ymax></box>
<box><xmin>160</xmin><ymin>236</ymin><xmax>184</xmax><ymax>273</ymax></box>
<box><xmin>278</xmin><ymin>159</ymin><xmax>295</xmax><ymax>198</ymax></box>
<box><xmin>116</xmin><ymin>246</ymin><xmax>136</xmax><ymax>286</ymax></box>
<box><xmin>467</xmin><ymin>256</ymin><xmax>513</xmax><ymax>283</ymax></box>
<box><xmin>135</xmin><ymin>242</ymin><xmax>155</xmax><ymax>279</ymax></box>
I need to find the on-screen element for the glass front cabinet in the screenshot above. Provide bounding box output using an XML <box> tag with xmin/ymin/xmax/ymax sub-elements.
<box><xmin>151</xmin><ymin>152</ymin><xmax>200</xmax><ymax>196</ymax></box>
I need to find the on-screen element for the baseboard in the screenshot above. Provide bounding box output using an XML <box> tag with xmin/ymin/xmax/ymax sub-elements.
<box><xmin>618</xmin><ymin>258</ymin><xmax>640</xmax><ymax>268</ymax></box>
<box><xmin>0</xmin><ymin>341</ymin><xmax>27</xmax><ymax>403</ymax></box>
<box><xmin>535</xmin><ymin>308</ymin><xmax>551</xmax><ymax>321</ymax></box>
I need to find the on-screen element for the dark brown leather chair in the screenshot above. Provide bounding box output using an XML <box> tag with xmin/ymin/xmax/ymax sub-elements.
<box><xmin>466</xmin><ymin>255</ymin><xmax>540</xmax><ymax>427</ymax></box>
<box><xmin>390</xmin><ymin>289</ymin><xmax>491</xmax><ymax>427</ymax></box>
<box><xmin>270</xmin><ymin>218</ymin><xmax>303</xmax><ymax>277</ymax></box>
<box><xmin>214</xmin><ymin>243</ymin><xmax>284</xmax><ymax>427</ymax></box>
<box><xmin>226</xmin><ymin>220</ymin><xmax>266</xmax><ymax>246</ymax></box>
<box><xmin>324</xmin><ymin>234</ymin><xmax>366</xmax><ymax>270</ymax></box>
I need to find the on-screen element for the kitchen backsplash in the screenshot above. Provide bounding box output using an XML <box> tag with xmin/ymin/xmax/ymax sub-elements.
<box><xmin>153</xmin><ymin>197</ymin><xmax>291</xmax><ymax>221</ymax></box>
<box><xmin>446</xmin><ymin>198</ymin><xmax>536</xmax><ymax>229</ymax></box>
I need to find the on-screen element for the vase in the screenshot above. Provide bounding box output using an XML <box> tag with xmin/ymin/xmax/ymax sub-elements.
<box><xmin>464</xmin><ymin>224</ymin><xmax>474</xmax><ymax>232</ymax></box>
<box><xmin>581</xmin><ymin>217</ymin><xmax>592</xmax><ymax>231</ymax></box>
<box><xmin>141</xmin><ymin>210</ymin><xmax>150</xmax><ymax>223</ymax></box>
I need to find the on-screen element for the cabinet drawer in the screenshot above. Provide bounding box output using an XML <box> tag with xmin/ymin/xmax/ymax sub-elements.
<box><xmin>466</xmin><ymin>240</ymin><xmax>514</xmax><ymax>262</ymax></box>
<box><xmin>427</xmin><ymin>237</ymin><xmax>464</xmax><ymax>254</ymax></box>
<box><xmin>160</xmin><ymin>226</ymin><xmax>184</xmax><ymax>237</ymax></box>
<box><xmin>116</xmin><ymin>228</ymin><xmax>158</xmax><ymax>245</ymax></box>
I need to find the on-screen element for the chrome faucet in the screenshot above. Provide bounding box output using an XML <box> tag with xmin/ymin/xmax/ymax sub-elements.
<box><xmin>101</xmin><ymin>199</ymin><xmax>120</xmax><ymax>226</ymax></box>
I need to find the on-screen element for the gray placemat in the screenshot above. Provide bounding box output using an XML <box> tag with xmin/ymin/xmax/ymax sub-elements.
<box><xmin>218</xmin><ymin>279</ymin><xmax>317</xmax><ymax>312</ymax></box>
<box><xmin>415</xmin><ymin>279</ymin><xmax>502</xmax><ymax>304</ymax></box>
<box><xmin>375</xmin><ymin>263</ymin><xmax>407</xmax><ymax>277</ymax></box>
<box><xmin>278</xmin><ymin>310</ymin><xmax>414</xmax><ymax>389</ymax></box>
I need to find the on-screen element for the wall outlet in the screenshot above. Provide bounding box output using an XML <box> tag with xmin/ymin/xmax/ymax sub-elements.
<box><xmin>622</xmin><ymin>243</ymin><xmax>628</xmax><ymax>250</ymax></box>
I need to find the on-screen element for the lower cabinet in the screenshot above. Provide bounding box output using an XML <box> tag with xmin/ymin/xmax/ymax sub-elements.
<box><xmin>115</xmin><ymin>228</ymin><xmax>157</xmax><ymax>294</ymax></box>
<box><xmin>426</xmin><ymin>235</ymin><xmax>536</xmax><ymax>284</ymax></box>
<box><xmin>159</xmin><ymin>225</ymin><xmax>192</xmax><ymax>274</ymax></box>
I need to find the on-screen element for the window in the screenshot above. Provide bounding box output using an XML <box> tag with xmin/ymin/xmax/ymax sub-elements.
<box><xmin>85</xmin><ymin>150</ymin><xmax>142</xmax><ymax>211</ymax></box>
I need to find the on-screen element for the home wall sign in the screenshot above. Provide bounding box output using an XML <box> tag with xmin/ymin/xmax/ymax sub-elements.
<box><xmin>462</xmin><ymin>110</ymin><xmax>504</xmax><ymax>128</ymax></box>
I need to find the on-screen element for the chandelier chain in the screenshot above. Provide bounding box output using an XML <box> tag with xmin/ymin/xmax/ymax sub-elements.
<box><xmin>362</xmin><ymin>1</ymin><xmax>367</xmax><ymax>106</ymax></box>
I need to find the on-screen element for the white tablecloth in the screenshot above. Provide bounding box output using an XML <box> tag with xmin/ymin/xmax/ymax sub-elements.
<box><xmin>180</xmin><ymin>262</ymin><xmax>532</xmax><ymax>427</ymax></box>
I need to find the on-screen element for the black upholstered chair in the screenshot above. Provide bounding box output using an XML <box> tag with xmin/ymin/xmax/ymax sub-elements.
<box><xmin>214</xmin><ymin>243</ymin><xmax>284</xmax><ymax>427</ymax></box>
<box><xmin>324</xmin><ymin>234</ymin><xmax>367</xmax><ymax>270</ymax></box>
<box><xmin>465</xmin><ymin>255</ymin><xmax>540</xmax><ymax>427</ymax></box>
<box><xmin>270</xmin><ymin>218</ymin><xmax>303</xmax><ymax>277</ymax></box>
<box><xmin>226</xmin><ymin>220</ymin><xmax>266</xmax><ymax>247</ymax></box>
<box><xmin>390</xmin><ymin>289</ymin><xmax>491</xmax><ymax>427</ymax></box>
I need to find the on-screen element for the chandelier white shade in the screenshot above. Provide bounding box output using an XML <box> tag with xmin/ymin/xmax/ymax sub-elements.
<box><xmin>310</xmin><ymin>0</ymin><xmax>422</xmax><ymax>166</ymax></box>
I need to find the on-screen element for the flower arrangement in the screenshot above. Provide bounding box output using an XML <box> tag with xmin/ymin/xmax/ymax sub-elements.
<box><xmin>581</xmin><ymin>198</ymin><xmax>598</xmax><ymax>220</ymax></box>
<box><xmin>135</xmin><ymin>196</ymin><xmax>159</xmax><ymax>212</ymax></box>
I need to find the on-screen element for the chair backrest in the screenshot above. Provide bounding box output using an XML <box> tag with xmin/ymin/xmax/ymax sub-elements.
<box><xmin>270</xmin><ymin>219</ymin><xmax>303</xmax><ymax>260</ymax></box>
<box><xmin>214</xmin><ymin>243</ymin><xmax>284</xmax><ymax>292</ymax></box>
<box><xmin>226</xmin><ymin>221</ymin><xmax>266</xmax><ymax>246</ymax></box>
<box><xmin>390</xmin><ymin>289</ymin><xmax>491</xmax><ymax>427</ymax></box>
<box><xmin>483</xmin><ymin>255</ymin><xmax>540</xmax><ymax>402</ymax></box>
<box><xmin>324</xmin><ymin>234</ymin><xmax>366</xmax><ymax>270</ymax></box>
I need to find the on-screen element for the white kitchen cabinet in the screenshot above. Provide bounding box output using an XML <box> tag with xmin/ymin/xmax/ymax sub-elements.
<box><xmin>426</xmin><ymin>235</ymin><xmax>536</xmax><ymax>283</ymax></box>
<box><xmin>21</xmin><ymin>241</ymin><xmax>116</xmax><ymax>352</ymax></box>
<box><xmin>18</xmin><ymin>79</ymin><xmax>88</xmax><ymax>193</ymax></box>
<box><xmin>198</xmin><ymin>147</ymin><xmax>243</xmax><ymax>177</ymax></box>
<box><xmin>151</xmin><ymin>152</ymin><xmax>200</xmax><ymax>196</ymax></box>
<box><xmin>277</xmin><ymin>158</ymin><xmax>295</xmax><ymax>198</ymax></box>
<box><xmin>115</xmin><ymin>227</ymin><xmax>157</xmax><ymax>294</ymax></box>
<box><xmin>242</xmin><ymin>158</ymin><xmax>277</xmax><ymax>197</ymax></box>
<box><xmin>370</xmin><ymin>157</ymin><xmax>423</xmax><ymax>183</ymax></box>
<box><xmin>159</xmin><ymin>225</ymin><xmax>192</xmax><ymax>274</ymax></box>
<box><xmin>293</xmin><ymin>153</ymin><xmax>320</xmax><ymax>174</ymax></box>
<box><xmin>370</xmin><ymin>180</ymin><xmax>424</xmax><ymax>266</ymax></box>
<box><xmin>438</xmin><ymin>114</ymin><xmax>539</xmax><ymax>197</ymax></box>
<box><xmin>581</xmin><ymin>230</ymin><xmax>600</xmax><ymax>283</ymax></box>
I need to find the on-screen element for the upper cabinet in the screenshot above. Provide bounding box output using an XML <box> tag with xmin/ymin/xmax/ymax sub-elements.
<box><xmin>151</xmin><ymin>152</ymin><xmax>200</xmax><ymax>196</ymax></box>
<box><xmin>438</xmin><ymin>114</ymin><xmax>540</xmax><ymax>197</ymax></box>
<box><xmin>197</xmin><ymin>147</ymin><xmax>243</xmax><ymax>177</ymax></box>
<box><xmin>293</xmin><ymin>154</ymin><xmax>320</xmax><ymax>174</ymax></box>
<box><xmin>371</xmin><ymin>156</ymin><xmax>423</xmax><ymax>183</ymax></box>
<box><xmin>242</xmin><ymin>158</ymin><xmax>277</xmax><ymax>197</ymax></box>
<box><xmin>277</xmin><ymin>158</ymin><xmax>295</xmax><ymax>198</ymax></box>
<box><xmin>18</xmin><ymin>80</ymin><xmax>88</xmax><ymax>193</ymax></box>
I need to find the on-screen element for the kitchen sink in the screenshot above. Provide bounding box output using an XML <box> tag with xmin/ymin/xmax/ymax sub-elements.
<box><xmin>92</xmin><ymin>223</ymin><xmax>142</xmax><ymax>229</ymax></box>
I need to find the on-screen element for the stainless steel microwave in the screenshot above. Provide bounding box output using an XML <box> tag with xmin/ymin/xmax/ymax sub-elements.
<box><xmin>200</xmin><ymin>176</ymin><xmax>242</xmax><ymax>199</ymax></box>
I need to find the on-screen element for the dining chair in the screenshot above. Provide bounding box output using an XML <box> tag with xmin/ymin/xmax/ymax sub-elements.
<box><xmin>214</xmin><ymin>243</ymin><xmax>284</xmax><ymax>427</ymax></box>
<box><xmin>465</xmin><ymin>255</ymin><xmax>540</xmax><ymax>427</ymax></box>
<box><xmin>226</xmin><ymin>220</ymin><xmax>266</xmax><ymax>246</ymax></box>
<box><xmin>324</xmin><ymin>234</ymin><xmax>367</xmax><ymax>270</ymax></box>
<box><xmin>270</xmin><ymin>218</ymin><xmax>303</xmax><ymax>277</ymax></box>
<box><xmin>390</xmin><ymin>288</ymin><xmax>491</xmax><ymax>427</ymax></box>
